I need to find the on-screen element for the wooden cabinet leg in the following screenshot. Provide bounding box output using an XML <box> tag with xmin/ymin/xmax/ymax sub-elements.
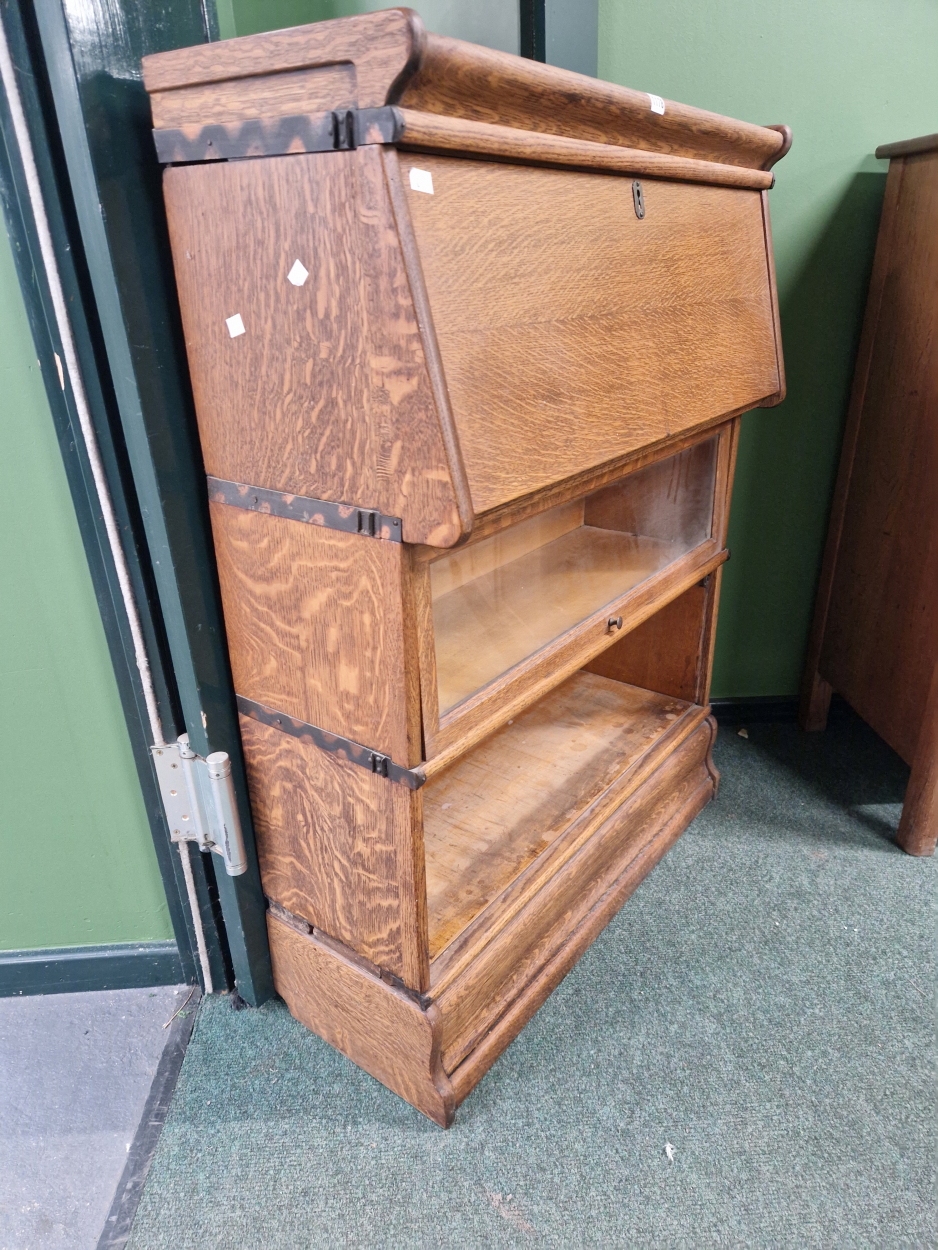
<box><xmin>799</xmin><ymin>670</ymin><xmax>832</xmax><ymax>732</ymax></box>
<box><xmin>897</xmin><ymin>662</ymin><xmax>938</xmax><ymax>857</ymax></box>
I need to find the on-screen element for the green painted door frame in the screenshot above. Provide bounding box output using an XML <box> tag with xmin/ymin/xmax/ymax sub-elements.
<box><xmin>0</xmin><ymin>0</ymin><xmax>273</xmax><ymax>1003</ymax></box>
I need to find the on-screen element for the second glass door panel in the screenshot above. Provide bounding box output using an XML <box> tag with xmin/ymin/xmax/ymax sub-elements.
<box><xmin>431</xmin><ymin>438</ymin><xmax>718</xmax><ymax>715</ymax></box>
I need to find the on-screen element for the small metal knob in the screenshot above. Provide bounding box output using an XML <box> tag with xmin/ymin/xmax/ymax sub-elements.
<box><xmin>607</xmin><ymin>615</ymin><xmax>623</xmax><ymax>633</ymax></box>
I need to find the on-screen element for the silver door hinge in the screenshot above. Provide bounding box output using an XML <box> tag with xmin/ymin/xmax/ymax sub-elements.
<box><xmin>151</xmin><ymin>734</ymin><xmax>248</xmax><ymax>876</ymax></box>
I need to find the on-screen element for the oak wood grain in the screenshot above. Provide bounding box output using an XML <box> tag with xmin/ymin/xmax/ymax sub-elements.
<box><xmin>145</xmin><ymin>6</ymin><xmax>786</xmax><ymax>1119</ymax></box>
<box><xmin>432</xmin><ymin>419</ymin><xmax>738</xmax><ymax>551</ymax></box>
<box><xmin>396</xmin><ymin>109</ymin><xmax>773</xmax><ymax>189</ymax></box>
<box><xmin>757</xmin><ymin>190</ymin><xmax>787</xmax><ymax>407</ymax></box>
<box><xmin>816</xmin><ymin>152</ymin><xmax>938</xmax><ymax>766</ymax></box>
<box><xmin>799</xmin><ymin>159</ymin><xmax>905</xmax><ymax>734</ymax></box>
<box><xmin>379</xmin><ymin>147</ymin><xmax>473</xmax><ymax>537</ymax></box>
<box><xmin>435</xmin><ymin>716</ymin><xmax>717</xmax><ymax>1071</ymax></box>
<box><xmin>423</xmin><ymin>672</ymin><xmax>694</xmax><ymax>958</ymax></box>
<box><xmin>143</xmin><ymin>7</ymin><xmax>422</xmax><ymax>126</ymax></box>
<box><xmin>404</xmin><ymin>155</ymin><xmax>779</xmax><ymax>513</ymax></box>
<box><xmin>143</xmin><ymin>11</ymin><xmax>787</xmax><ymax>172</ymax></box>
<box><xmin>398</xmin><ymin>32</ymin><xmax>785</xmax><ymax>170</ymax></box>
<box><xmin>163</xmin><ymin>146</ymin><xmax>463</xmax><ymax>547</ymax></box>
<box><xmin>150</xmin><ymin>65</ymin><xmax>357</xmax><ymax>129</ymax></box>
<box><xmin>268</xmin><ymin>912</ymin><xmax>453</xmax><ymax>1125</ymax></box>
<box><xmin>243</xmin><ymin>714</ymin><xmax>428</xmax><ymax>987</ymax></box>
<box><xmin>210</xmin><ymin>505</ymin><xmax>419</xmax><ymax>764</ymax></box>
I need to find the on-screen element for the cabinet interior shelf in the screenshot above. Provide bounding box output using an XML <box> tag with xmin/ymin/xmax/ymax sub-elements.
<box><xmin>423</xmin><ymin>669</ymin><xmax>694</xmax><ymax>961</ymax></box>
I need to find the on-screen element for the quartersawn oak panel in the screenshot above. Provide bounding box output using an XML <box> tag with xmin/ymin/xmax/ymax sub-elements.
<box><xmin>144</xmin><ymin>6</ymin><xmax>421</xmax><ymax>127</ymax></box>
<box><xmin>150</xmin><ymin>63</ymin><xmax>357</xmax><ymax>129</ymax></box>
<box><xmin>243</xmin><ymin>714</ymin><xmax>428</xmax><ymax>989</ymax></box>
<box><xmin>403</xmin><ymin>154</ymin><xmax>778</xmax><ymax>513</ymax></box>
<box><xmin>163</xmin><ymin>146</ymin><xmax>464</xmax><ymax>547</ymax></box>
<box><xmin>211</xmin><ymin>504</ymin><xmax>418</xmax><ymax>764</ymax></box>
<box><xmin>423</xmin><ymin>672</ymin><xmax>691</xmax><ymax>958</ymax></box>
<box><xmin>268</xmin><ymin>914</ymin><xmax>452</xmax><ymax>1125</ymax></box>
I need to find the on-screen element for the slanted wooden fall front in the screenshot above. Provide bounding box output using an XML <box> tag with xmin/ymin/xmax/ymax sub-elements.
<box><xmin>143</xmin><ymin>7</ymin><xmax>789</xmax><ymax>1126</ymax></box>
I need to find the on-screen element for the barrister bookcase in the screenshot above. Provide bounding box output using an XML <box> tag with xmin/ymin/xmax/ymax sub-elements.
<box><xmin>143</xmin><ymin>8</ymin><xmax>789</xmax><ymax>1125</ymax></box>
<box><xmin>801</xmin><ymin>133</ymin><xmax>938</xmax><ymax>858</ymax></box>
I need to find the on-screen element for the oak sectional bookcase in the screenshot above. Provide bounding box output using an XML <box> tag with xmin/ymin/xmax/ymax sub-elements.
<box><xmin>143</xmin><ymin>8</ymin><xmax>788</xmax><ymax>1125</ymax></box>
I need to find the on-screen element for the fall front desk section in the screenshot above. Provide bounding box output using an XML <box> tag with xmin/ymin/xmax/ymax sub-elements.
<box><xmin>143</xmin><ymin>7</ymin><xmax>788</xmax><ymax>1125</ymax></box>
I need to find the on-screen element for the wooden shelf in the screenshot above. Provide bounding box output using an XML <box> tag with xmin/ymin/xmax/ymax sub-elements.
<box><xmin>423</xmin><ymin>670</ymin><xmax>692</xmax><ymax>959</ymax></box>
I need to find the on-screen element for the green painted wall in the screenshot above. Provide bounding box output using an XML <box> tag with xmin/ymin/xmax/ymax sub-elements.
<box><xmin>600</xmin><ymin>0</ymin><xmax>938</xmax><ymax>695</ymax></box>
<box><xmin>0</xmin><ymin>221</ymin><xmax>173</xmax><ymax>951</ymax></box>
<box><xmin>217</xmin><ymin>0</ymin><xmax>519</xmax><ymax>52</ymax></box>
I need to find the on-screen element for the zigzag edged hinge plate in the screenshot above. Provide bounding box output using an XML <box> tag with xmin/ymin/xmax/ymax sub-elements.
<box><xmin>153</xmin><ymin>105</ymin><xmax>405</xmax><ymax>164</ymax></box>
<box><xmin>207</xmin><ymin>476</ymin><xmax>402</xmax><ymax>542</ymax></box>
<box><xmin>236</xmin><ymin>696</ymin><xmax>425</xmax><ymax>790</ymax></box>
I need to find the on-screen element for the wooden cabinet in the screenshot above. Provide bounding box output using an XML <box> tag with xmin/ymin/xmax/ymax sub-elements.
<box><xmin>801</xmin><ymin>133</ymin><xmax>938</xmax><ymax>859</ymax></box>
<box><xmin>143</xmin><ymin>8</ymin><xmax>789</xmax><ymax>1125</ymax></box>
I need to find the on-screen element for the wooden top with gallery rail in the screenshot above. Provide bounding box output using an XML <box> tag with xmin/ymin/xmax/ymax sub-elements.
<box><xmin>143</xmin><ymin>6</ymin><xmax>788</xmax><ymax>550</ymax></box>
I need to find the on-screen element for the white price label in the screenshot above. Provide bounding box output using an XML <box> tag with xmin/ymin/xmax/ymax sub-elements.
<box><xmin>409</xmin><ymin>167</ymin><xmax>434</xmax><ymax>194</ymax></box>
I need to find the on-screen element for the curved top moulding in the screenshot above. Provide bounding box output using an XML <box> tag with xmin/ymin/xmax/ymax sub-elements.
<box><xmin>142</xmin><ymin>6</ymin><xmax>789</xmax><ymax>171</ymax></box>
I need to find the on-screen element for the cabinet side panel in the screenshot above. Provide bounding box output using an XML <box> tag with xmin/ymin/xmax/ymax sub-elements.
<box><xmin>404</xmin><ymin>157</ymin><xmax>779</xmax><ymax>513</ymax></box>
<box><xmin>210</xmin><ymin>505</ymin><xmax>417</xmax><ymax>764</ymax></box>
<box><xmin>819</xmin><ymin>153</ymin><xmax>938</xmax><ymax>763</ymax></box>
<box><xmin>268</xmin><ymin>915</ymin><xmax>450</xmax><ymax>1123</ymax></box>
<box><xmin>243</xmin><ymin>715</ymin><xmax>428</xmax><ymax>984</ymax></box>
<box><xmin>162</xmin><ymin>148</ymin><xmax>462</xmax><ymax>546</ymax></box>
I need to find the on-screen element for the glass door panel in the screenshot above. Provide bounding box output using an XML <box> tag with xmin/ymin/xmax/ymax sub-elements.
<box><xmin>431</xmin><ymin>438</ymin><xmax>718</xmax><ymax>714</ymax></box>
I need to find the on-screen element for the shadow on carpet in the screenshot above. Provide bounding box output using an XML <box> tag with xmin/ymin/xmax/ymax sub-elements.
<box><xmin>128</xmin><ymin>717</ymin><xmax>935</xmax><ymax>1248</ymax></box>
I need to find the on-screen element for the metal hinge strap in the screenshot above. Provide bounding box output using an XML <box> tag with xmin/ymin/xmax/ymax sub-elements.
<box><xmin>151</xmin><ymin>735</ymin><xmax>248</xmax><ymax>876</ymax></box>
<box><xmin>236</xmin><ymin>695</ymin><xmax>425</xmax><ymax>791</ymax></box>
<box><xmin>207</xmin><ymin>476</ymin><xmax>402</xmax><ymax>543</ymax></box>
<box><xmin>152</xmin><ymin>106</ymin><xmax>405</xmax><ymax>165</ymax></box>
<box><xmin>266</xmin><ymin>901</ymin><xmax>431</xmax><ymax>1006</ymax></box>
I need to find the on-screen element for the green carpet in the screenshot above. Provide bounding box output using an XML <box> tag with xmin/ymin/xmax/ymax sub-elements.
<box><xmin>128</xmin><ymin>716</ymin><xmax>935</xmax><ymax>1248</ymax></box>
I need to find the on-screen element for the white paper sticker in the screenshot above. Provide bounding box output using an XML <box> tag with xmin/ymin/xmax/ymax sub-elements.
<box><xmin>409</xmin><ymin>167</ymin><xmax>434</xmax><ymax>194</ymax></box>
<box><xmin>648</xmin><ymin>93</ymin><xmax>666</xmax><ymax>115</ymax></box>
<box><xmin>226</xmin><ymin>313</ymin><xmax>246</xmax><ymax>338</ymax></box>
<box><xmin>287</xmin><ymin>259</ymin><xmax>309</xmax><ymax>287</ymax></box>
